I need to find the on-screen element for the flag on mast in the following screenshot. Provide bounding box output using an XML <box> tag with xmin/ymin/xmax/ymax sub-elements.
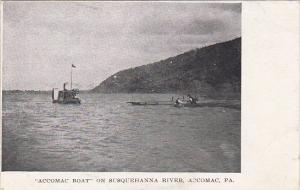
<box><xmin>72</xmin><ymin>64</ymin><xmax>76</xmax><ymax>68</ymax></box>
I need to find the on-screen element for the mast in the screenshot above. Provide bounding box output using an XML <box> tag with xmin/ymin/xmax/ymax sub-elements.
<box><xmin>70</xmin><ymin>64</ymin><xmax>76</xmax><ymax>90</ymax></box>
<box><xmin>71</xmin><ymin>64</ymin><xmax>73</xmax><ymax>90</ymax></box>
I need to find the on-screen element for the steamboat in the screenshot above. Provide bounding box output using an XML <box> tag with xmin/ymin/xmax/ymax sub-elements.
<box><xmin>52</xmin><ymin>64</ymin><xmax>81</xmax><ymax>104</ymax></box>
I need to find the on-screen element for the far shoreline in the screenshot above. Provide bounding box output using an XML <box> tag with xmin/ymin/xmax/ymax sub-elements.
<box><xmin>2</xmin><ymin>90</ymin><xmax>241</xmax><ymax>100</ymax></box>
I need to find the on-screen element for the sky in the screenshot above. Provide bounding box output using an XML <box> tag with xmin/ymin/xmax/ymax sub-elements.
<box><xmin>3</xmin><ymin>2</ymin><xmax>241</xmax><ymax>90</ymax></box>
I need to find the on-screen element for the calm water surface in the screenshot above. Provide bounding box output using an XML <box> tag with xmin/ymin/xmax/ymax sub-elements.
<box><xmin>2</xmin><ymin>93</ymin><xmax>240</xmax><ymax>172</ymax></box>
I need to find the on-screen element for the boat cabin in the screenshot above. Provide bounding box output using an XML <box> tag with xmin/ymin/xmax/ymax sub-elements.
<box><xmin>52</xmin><ymin>83</ymin><xmax>81</xmax><ymax>104</ymax></box>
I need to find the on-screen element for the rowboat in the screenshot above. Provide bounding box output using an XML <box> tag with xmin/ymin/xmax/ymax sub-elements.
<box><xmin>127</xmin><ymin>94</ymin><xmax>240</xmax><ymax>110</ymax></box>
<box><xmin>127</xmin><ymin>100</ymin><xmax>240</xmax><ymax>110</ymax></box>
<box><xmin>174</xmin><ymin>102</ymin><xmax>240</xmax><ymax>109</ymax></box>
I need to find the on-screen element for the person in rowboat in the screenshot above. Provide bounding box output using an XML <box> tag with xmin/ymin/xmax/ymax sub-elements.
<box><xmin>175</xmin><ymin>98</ymin><xmax>184</xmax><ymax>105</ymax></box>
<box><xmin>187</xmin><ymin>94</ymin><xmax>198</xmax><ymax>104</ymax></box>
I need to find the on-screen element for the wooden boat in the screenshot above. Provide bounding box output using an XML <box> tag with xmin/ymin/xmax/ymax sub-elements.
<box><xmin>127</xmin><ymin>96</ymin><xmax>240</xmax><ymax>110</ymax></box>
<box><xmin>174</xmin><ymin>101</ymin><xmax>240</xmax><ymax>109</ymax></box>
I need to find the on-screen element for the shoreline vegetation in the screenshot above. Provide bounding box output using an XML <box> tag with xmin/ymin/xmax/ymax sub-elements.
<box><xmin>92</xmin><ymin>38</ymin><xmax>241</xmax><ymax>98</ymax></box>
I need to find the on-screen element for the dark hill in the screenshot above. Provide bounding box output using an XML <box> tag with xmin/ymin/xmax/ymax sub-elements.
<box><xmin>92</xmin><ymin>37</ymin><xmax>241</xmax><ymax>98</ymax></box>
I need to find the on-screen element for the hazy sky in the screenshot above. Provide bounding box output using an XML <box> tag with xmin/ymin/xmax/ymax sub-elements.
<box><xmin>3</xmin><ymin>2</ymin><xmax>241</xmax><ymax>90</ymax></box>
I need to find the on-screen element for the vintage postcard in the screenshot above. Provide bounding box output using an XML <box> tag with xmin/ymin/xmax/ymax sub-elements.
<box><xmin>0</xmin><ymin>1</ymin><xmax>299</xmax><ymax>190</ymax></box>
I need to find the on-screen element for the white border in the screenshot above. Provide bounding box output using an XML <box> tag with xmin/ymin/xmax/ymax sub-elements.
<box><xmin>1</xmin><ymin>1</ymin><xmax>299</xmax><ymax>190</ymax></box>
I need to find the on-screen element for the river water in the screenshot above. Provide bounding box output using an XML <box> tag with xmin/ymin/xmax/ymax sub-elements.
<box><xmin>2</xmin><ymin>93</ymin><xmax>240</xmax><ymax>172</ymax></box>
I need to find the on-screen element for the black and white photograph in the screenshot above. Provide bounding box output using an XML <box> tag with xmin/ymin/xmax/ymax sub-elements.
<box><xmin>2</xmin><ymin>2</ymin><xmax>241</xmax><ymax>172</ymax></box>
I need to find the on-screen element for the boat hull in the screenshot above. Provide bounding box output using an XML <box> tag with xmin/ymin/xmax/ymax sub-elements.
<box><xmin>174</xmin><ymin>102</ymin><xmax>240</xmax><ymax>109</ymax></box>
<box><xmin>53</xmin><ymin>98</ymin><xmax>81</xmax><ymax>104</ymax></box>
